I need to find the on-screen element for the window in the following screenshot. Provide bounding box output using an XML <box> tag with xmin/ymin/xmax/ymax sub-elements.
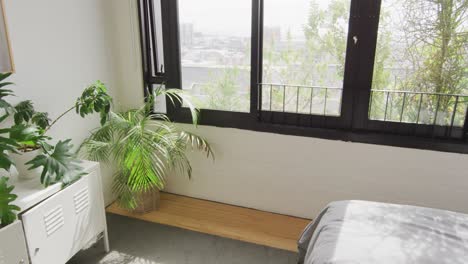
<box><xmin>138</xmin><ymin>0</ymin><xmax>165</xmax><ymax>82</ymax></box>
<box><xmin>138</xmin><ymin>0</ymin><xmax>468</xmax><ymax>153</ymax></box>
<box><xmin>368</xmin><ymin>0</ymin><xmax>468</xmax><ymax>138</ymax></box>
<box><xmin>262</xmin><ymin>0</ymin><xmax>351</xmax><ymax>117</ymax></box>
<box><xmin>178</xmin><ymin>0</ymin><xmax>251</xmax><ymax>112</ymax></box>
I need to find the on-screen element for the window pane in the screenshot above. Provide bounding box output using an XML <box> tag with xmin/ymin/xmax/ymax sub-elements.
<box><xmin>369</xmin><ymin>0</ymin><xmax>468</xmax><ymax>127</ymax></box>
<box><xmin>152</xmin><ymin>0</ymin><xmax>164</xmax><ymax>74</ymax></box>
<box><xmin>178</xmin><ymin>0</ymin><xmax>251</xmax><ymax>112</ymax></box>
<box><xmin>262</xmin><ymin>0</ymin><xmax>351</xmax><ymax>116</ymax></box>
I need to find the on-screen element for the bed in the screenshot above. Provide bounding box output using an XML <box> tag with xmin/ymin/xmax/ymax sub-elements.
<box><xmin>298</xmin><ymin>200</ymin><xmax>468</xmax><ymax>264</ymax></box>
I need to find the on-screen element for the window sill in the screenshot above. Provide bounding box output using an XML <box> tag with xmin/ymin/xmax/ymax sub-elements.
<box><xmin>171</xmin><ymin>109</ymin><xmax>468</xmax><ymax>154</ymax></box>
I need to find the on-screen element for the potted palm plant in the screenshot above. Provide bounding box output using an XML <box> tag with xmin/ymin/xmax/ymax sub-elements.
<box><xmin>80</xmin><ymin>87</ymin><xmax>213</xmax><ymax>213</ymax></box>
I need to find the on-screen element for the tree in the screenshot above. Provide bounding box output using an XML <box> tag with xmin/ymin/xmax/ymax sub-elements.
<box><xmin>201</xmin><ymin>67</ymin><xmax>249</xmax><ymax>112</ymax></box>
<box><xmin>262</xmin><ymin>0</ymin><xmax>392</xmax><ymax>115</ymax></box>
<box><xmin>368</xmin><ymin>0</ymin><xmax>468</xmax><ymax>124</ymax></box>
<box><xmin>400</xmin><ymin>0</ymin><xmax>468</xmax><ymax>124</ymax></box>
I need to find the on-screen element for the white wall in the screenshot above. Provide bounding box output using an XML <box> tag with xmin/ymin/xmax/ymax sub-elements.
<box><xmin>109</xmin><ymin>1</ymin><xmax>468</xmax><ymax>219</ymax></box>
<box><xmin>3</xmin><ymin>0</ymin><xmax>119</xmax><ymax>203</ymax></box>
<box><xmin>164</xmin><ymin>125</ymin><xmax>468</xmax><ymax>219</ymax></box>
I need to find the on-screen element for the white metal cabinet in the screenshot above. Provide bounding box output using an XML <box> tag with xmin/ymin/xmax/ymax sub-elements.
<box><xmin>0</xmin><ymin>220</ymin><xmax>29</xmax><ymax>264</ymax></box>
<box><xmin>20</xmin><ymin>164</ymin><xmax>108</xmax><ymax>264</ymax></box>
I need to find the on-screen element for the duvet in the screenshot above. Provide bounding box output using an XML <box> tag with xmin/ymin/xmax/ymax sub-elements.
<box><xmin>298</xmin><ymin>200</ymin><xmax>468</xmax><ymax>264</ymax></box>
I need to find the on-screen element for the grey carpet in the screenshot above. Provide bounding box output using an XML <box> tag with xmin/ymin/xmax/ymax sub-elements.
<box><xmin>68</xmin><ymin>214</ymin><xmax>298</xmax><ymax>264</ymax></box>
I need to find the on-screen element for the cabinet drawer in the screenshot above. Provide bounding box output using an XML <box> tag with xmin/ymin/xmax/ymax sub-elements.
<box><xmin>21</xmin><ymin>174</ymin><xmax>94</xmax><ymax>264</ymax></box>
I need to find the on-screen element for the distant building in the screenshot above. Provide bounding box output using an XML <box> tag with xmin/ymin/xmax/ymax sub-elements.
<box><xmin>180</xmin><ymin>23</ymin><xmax>194</xmax><ymax>46</ymax></box>
<box><xmin>264</xmin><ymin>26</ymin><xmax>281</xmax><ymax>45</ymax></box>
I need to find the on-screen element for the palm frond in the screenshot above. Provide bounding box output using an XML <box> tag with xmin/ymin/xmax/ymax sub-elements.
<box><xmin>164</xmin><ymin>89</ymin><xmax>200</xmax><ymax>125</ymax></box>
<box><xmin>178</xmin><ymin>131</ymin><xmax>215</xmax><ymax>159</ymax></box>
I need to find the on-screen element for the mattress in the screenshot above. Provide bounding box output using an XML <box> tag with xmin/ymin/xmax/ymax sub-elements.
<box><xmin>298</xmin><ymin>200</ymin><xmax>468</xmax><ymax>264</ymax></box>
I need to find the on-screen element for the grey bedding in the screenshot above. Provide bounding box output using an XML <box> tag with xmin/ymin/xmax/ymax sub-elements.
<box><xmin>298</xmin><ymin>200</ymin><xmax>468</xmax><ymax>264</ymax></box>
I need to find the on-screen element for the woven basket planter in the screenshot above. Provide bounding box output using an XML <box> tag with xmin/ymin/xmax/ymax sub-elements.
<box><xmin>132</xmin><ymin>188</ymin><xmax>161</xmax><ymax>214</ymax></box>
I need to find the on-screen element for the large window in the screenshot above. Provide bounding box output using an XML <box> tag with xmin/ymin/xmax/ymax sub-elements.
<box><xmin>138</xmin><ymin>0</ymin><xmax>468</xmax><ymax>153</ymax></box>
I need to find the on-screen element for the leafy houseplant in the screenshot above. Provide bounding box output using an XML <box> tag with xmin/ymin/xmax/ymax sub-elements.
<box><xmin>0</xmin><ymin>72</ymin><xmax>112</xmax><ymax>186</ymax></box>
<box><xmin>0</xmin><ymin>177</ymin><xmax>20</xmax><ymax>228</ymax></box>
<box><xmin>0</xmin><ymin>74</ymin><xmax>18</xmax><ymax>172</ymax></box>
<box><xmin>80</xmin><ymin>87</ymin><xmax>214</xmax><ymax>213</ymax></box>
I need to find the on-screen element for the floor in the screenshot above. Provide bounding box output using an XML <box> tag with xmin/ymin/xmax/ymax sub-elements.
<box><xmin>69</xmin><ymin>214</ymin><xmax>298</xmax><ymax>264</ymax></box>
<box><xmin>107</xmin><ymin>193</ymin><xmax>310</xmax><ymax>252</ymax></box>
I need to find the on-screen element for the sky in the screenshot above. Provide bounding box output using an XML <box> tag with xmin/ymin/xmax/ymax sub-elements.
<box><xmin>178</xmin><ymin>0</ymin><xmax>335</xmax><ymax>38</ymax></box>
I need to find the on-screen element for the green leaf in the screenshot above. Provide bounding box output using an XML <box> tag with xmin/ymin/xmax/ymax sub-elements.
<box><xmin>0</xmin><ymin>155</ymin><xmax>14</xmax><ymax>171</ymax></box>
<box><xmin>9</xmin><ymin>124</ymin><xmax>46</xmax><ymax>147</ymax></box>
<box><xmin>164</xmin><ymin>89</ymin><xmax>200</xmax><ymax>125</ymax></box>
<box><xmin>75</xmin><ymin>81</ymin><xmax>112</xmax><ymax>126</ymax></box>
<box><xmin>0</xmin><ymin>114</ymin><xmax>9</xmax><ymax>123</ymax></box>
<box><xmin>14</xmin><ymin>100</ymin><xmax>35</xmax><ymax>125</ymax></box>
<box><xmin>31</xmin><ymin>112</ymin><xmax>50</xmax><ymax>130</ymax></box>
<box><xmin>26</xmin><ymin>139</ymin><xmax>84</xmax><ymax>187</ymax></box>
<box><xmin>0</xmin><ymin>74</ymin><xmax>18</xmax><ymax>171</ymax></box>
<box><xmin>0</xmin><ymin>82</ymin><xmax>14</xmax><ymax>89</ymax></box>
<box><xmin>0</xmin><ymin>72</ymin><xmax>12</xmax><ymax>82</ymax></box>
<box><xmin>0</xmin><ymin>72</ymin><xmax>14</xmax><ymax>115</ymax></box>
<box><xmin>0</xmin><ymin>177</ymin><xmax>20</xmax><ymax>227</ymax></box>
<box><xmin>0</xmin><ymin>74</ymin><xmax>14</xmax><ymax>113</ymax></box>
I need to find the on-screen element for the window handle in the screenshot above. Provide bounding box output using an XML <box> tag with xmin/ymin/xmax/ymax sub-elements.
<box><xmin>353</xmin><ymin>36</ymin><xmax>358</xmax><ymax>45</ymax></box>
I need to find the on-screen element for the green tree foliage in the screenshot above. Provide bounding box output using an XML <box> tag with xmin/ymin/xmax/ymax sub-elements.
<box><xmin>201</xmin><ymin>67</ymin><xmax>249</xmax><ymax>112</ymax></box>
<box><xmin>262</xmin><ymin>0</ymin><xmax>392</xmax><ymax>114</ymax></box>
<box><xmin>304</xmin><ymin>0</ymin><xmax>350</xmax><ymax>83</ymax></box>
<box><xmin>371</xmin><ymin>0</ymin><xmax>468</xmax><ymax>124</ymax></box>
<box><xmin>402</xmin><ymin>0</ymin><xmax>467</xmax><ymax>95</ymax></box>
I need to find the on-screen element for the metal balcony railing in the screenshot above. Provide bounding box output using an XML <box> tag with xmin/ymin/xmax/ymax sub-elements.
<box><xmin>369</xmin><ymin>89</ymin><xmax>468</xmax><ymax>128</ymax></box>
<box><xmin>258</xmin><ymin>83</ymin><xmax>468</xmax><ymax>130</ymax></box>
<box><xmin>258</xmin><ymin>83</ymin><xmax>343</xmax><ymax>116</ymax></box>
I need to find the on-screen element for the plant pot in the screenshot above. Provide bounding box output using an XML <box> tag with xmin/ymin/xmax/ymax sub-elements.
<box><xmin>132</xmin><ymin>188</ymin><xmax>161</xmax><ymax>214</ymax></box>
<box><xmin>10</xmin><ymin>149</ymin><xmax>42</xmax><ymax>181</ymax></box>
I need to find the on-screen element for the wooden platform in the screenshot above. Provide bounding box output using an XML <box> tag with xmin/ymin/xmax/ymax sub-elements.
<box><xmin>106</xmin><ymin>193</ymin><xmax>311</xmax><ymax>252</ymax></box>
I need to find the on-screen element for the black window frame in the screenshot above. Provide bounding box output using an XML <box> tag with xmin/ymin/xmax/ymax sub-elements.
<box><xmin>137</xmin><ymin>0</ymin><xmax>468</xmax><ymax>154</ymax></box>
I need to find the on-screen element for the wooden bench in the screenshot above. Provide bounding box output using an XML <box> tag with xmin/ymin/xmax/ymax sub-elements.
<box><xmin>107</xmin><ymin>193</ymin><xmax>310</xmax><ymax>252</ymax></box>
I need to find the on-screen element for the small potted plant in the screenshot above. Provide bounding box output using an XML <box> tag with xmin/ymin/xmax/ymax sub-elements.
<box><xmin>80</xmin><ymin>87</ymin><xmax>214</xmax><ymax>213</ymax></box>
<box><xmin>0</xmin><ymin>72</ymin><xmax>112</xmax><ymax>186</ymax></box>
